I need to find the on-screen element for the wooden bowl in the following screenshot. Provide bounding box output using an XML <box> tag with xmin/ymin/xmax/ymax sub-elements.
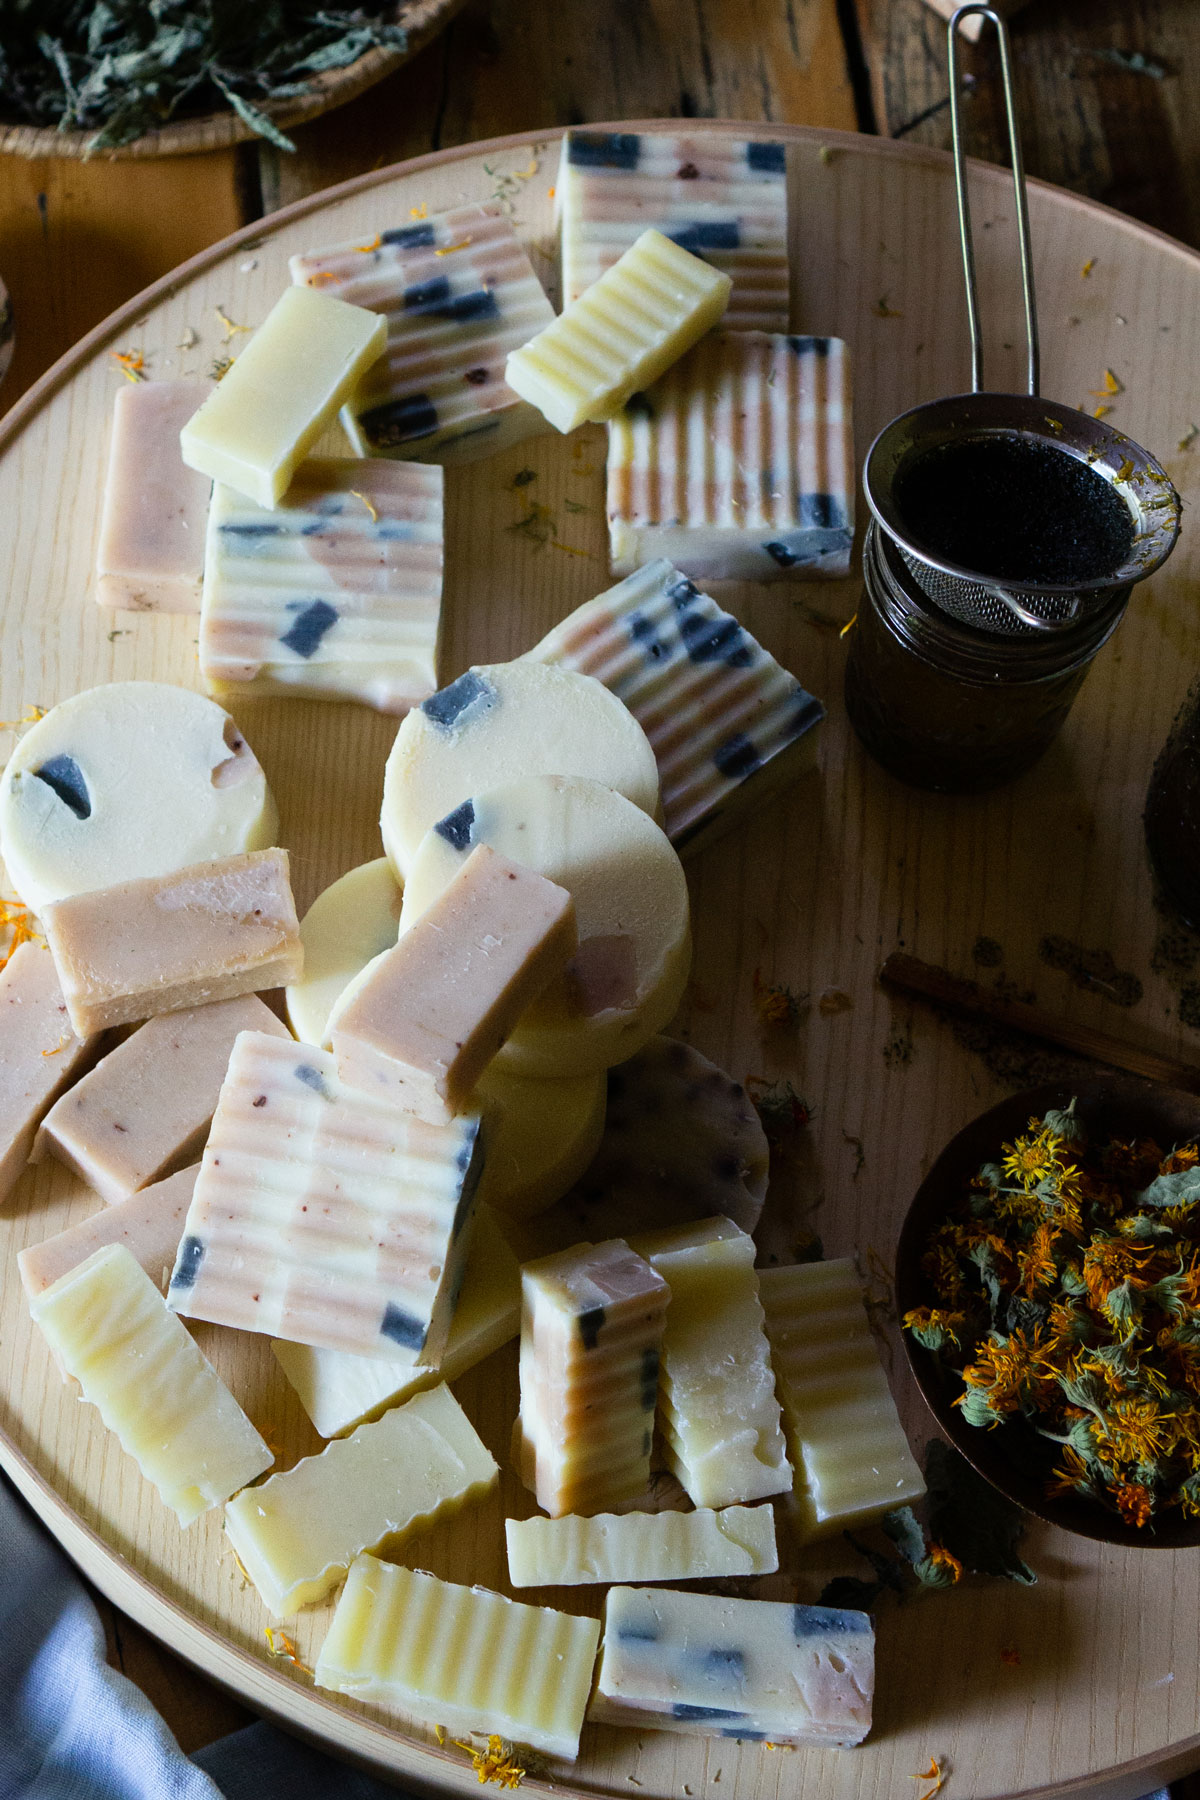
<box><xmin>896</xmin><ymin>1072</ymin><xmax>1200</xmax><ymax>1549</ymax></box>
<box><xmin>0</xmin><ymin>0</ymin><xmax>466</xmax><ymax>161</ymax></box>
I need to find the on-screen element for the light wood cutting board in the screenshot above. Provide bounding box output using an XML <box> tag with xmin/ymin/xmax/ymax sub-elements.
<box><xmin>2</xmin><ymin>122</ymin><xmax>1200</xmax><ymax>1800</ymax></box>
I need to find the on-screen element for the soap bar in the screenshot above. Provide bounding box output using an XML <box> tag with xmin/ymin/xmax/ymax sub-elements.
<box><xmin>315</xmin><ymin>1555</ymin><xmax>601</xmax><ymax>1760</ymax></box>
<box><xmin>505</xmin><ymin>1502</ymin><xmax>778</xmax><ymax>1589</ymax></box>
<box><xmin>42</xmin><ymin>849</ymin><xmax>302</xmax><ymax>1037</ymax></box>
<box><xmin>200</xmin><ymin>458</ymin><xmax>444</xmax><ymax>715</ymax></box>
<box><xmin>36</xmin><ymin>994</ymin><xmax>289</xmax><ymax>1203</ymax></box>
<box><xmin>18</xmin><ymin>1164</ymin><xmax>199</xmax><ymax>1298</ymax></box>
<box><xmin>381</xmin><ymin>659</ymin><xmax>660</xmax><ymax>878</ymax></box>
<box><xmin>168</xmin><ymin>1031</ymin><xmax>482</xmax><ymax>1363</ymax></box>
<box><xmin>179</xmin><ymin>285</ymin><xmax>387</xmax><ymax>508</ymax></box>
<box><xmin>28</xmin><ymin>1243</ymin><xmax>271</xmax><ymax>1526</ymax></box>
<box><xmin>636</xmin><ymin>1217</ymin><xmax>791</xmax><ymax>1509</ymax></box>
<box><xmin>0</xmin><ymin>941</ymin><xmax>98</xmax><ymax>1207</ymax></box>
<box><xmin>96</xmin><ymin>379</ymin><xmax>213</xmax><ymax>612</ymax></box>
<box><xmin>272</xmin><ymin>1203</ymin><xmax>519</xmax><ymax>1438</ymax></box>
<box><xmin>607</xmin><ymin>330</ymin><xmax>854</xmax><ymax>581</ymax></box>
<box><xmin>0</xmin><ymin>683</ymin><xmax>278</xmax><ymax>912</ymax></box>
<box><xmin>590</xmin><ymin>1587</ymin><xmax>874</xmax><ymax>1746</ymax></box>
<box><xmin>558</xmin><ymin>131</ymin><xmax>789</xmax><ymax>332</ymax></box>
<box><xmin>286</xmin><ymin>858</ymin><xmax>403</xmax><ymax>1048</ymax></box>
<box><xmin>290</xmin><ymin>204</ymin><xmax>557</xmax><ymax>463</ymax></box>
<box><xmin>759</xmin><ymin>1258</ymin><xmax>925</xmax><ymax>1542</ymax></box>
<box><xmin>517</xmin><ymin>1237</ymin><xmax>670</xmax><ymax>1516</ymax></box>
<box><xmin>506</xmin><ymin>228</ymin><xmax>731</xmax><ymax>434</ymax></box>
<box><xmin>332</xmin><ymin>844</ymin><xmax>577</xmax><ymax>1120</ymax></box>
<box><xmin>526</xmin><ymin>559</ymin><xmax>825</xmax><ymax>854</ymax></box>
<box><xmin>474</xmin><ymin>1062</ymin><xmax>606</xmax><ymax>1222</ymax></box>
<box><xmin>399</xmin><ymin>775</ymin><xmax>691</xmax><ymax>1079</ymax></box>
<box><xmin>224</xmin><ymin>1383</ymin><xmax>497</xmax><ymax>1616</ymax></box>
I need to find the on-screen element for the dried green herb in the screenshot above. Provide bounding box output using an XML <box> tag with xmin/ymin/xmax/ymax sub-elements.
<box><xmin>0</xmin><ymin>3</ymin><xmax>408</xmax><ymax>151</ymax></box>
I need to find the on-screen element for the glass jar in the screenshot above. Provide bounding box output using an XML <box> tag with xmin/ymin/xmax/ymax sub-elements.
<box><xmin>844</xmin><ymin>520</ymin><xmax>1130</xmax><ymax>793</ymax></box>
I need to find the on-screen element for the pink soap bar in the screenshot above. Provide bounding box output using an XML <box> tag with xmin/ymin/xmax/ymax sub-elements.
<box><xmin>18</xmin><ymin>1163</ymin><xmax>199</xmax><ymax>1298</ymax></box>
<box><xmin>0</xmin><ymin>940</ymin><xmax>98</xmax><ymax>1207</ymax></box>
<box><xmin>96</xmin><ymin>380</ymin><xmax>214</xmax><ymax>613</ymax></box>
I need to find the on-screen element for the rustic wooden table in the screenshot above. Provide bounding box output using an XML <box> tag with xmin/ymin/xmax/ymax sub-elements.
<box><xmin>0</xmin><ymin>0</ymin><xmax>1197</xmax><ymax>1783</ymax></box>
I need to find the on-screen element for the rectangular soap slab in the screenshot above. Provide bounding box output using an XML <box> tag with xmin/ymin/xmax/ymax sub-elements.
<box><xmin>200</xmin><ymin>458</ymin><xmax>444</xmax><ymax>716</ymax></box>
<box><xmin>35</xmin><ymin>993</ymin><xmax>289</xmax><ymax>1203</ymax></box>
<box><xmin>19</xmin><ymin>1164</ymin><xmax>199</xmax><ymax>1299</ymax></box>
<box><xmin>96</xmin><ymin>379</ymin><xmax>214</xmax><ymax>612</ymax></box>
<box><xmin>168</xmin><ymin>1030</ymin><xmax>483</xmax><ymax>1363</ymax></box>
<box><xmin>526</xmin><ymin>559</ymin><xmax>825</xmax><ymax>853</ymax></box>
<box><xmin>289</xmin><ymin>204</ymin><xmax>556</xmax><ymax>463</ymax></box>
<box><xmin>635</xmin><ymin>1217</ymin><xmax>791</xmax><ymax>1510</ymax></box>
<box><xmin>272</xmin><ymin>1203</ymin><xmax>519</xmax><ymax>1437</ymax></box>
<box><xmin>223</xmin><ymin>1383</ymin><xmax>497</xmax><ymax>1616</ymax></box>
<box><xmin>315</xmin><ymin>1555</ymin><xmax>601</xmax><ymax>1760</ymax></box>
<box><xmin>559</xmin><ymin>130</ymin><xmax>789</xmax><ymax>333</ymax></box>
<box><xmin>179</xmin><ymin>285</ymin><xmax>387</xmax><ymax>508</ymax></box>
<box><xmin>505</xmin><ymin>1502</ymin><xmax>778</xmax><ymax>1588</ymax></box>
<box><xmin>0</xmin><ymin>940</ymin><xmax>98</xmax><ymax>1207</ymax></box>
<box><xmin>332</xmin><ymin>844</ymin><xmax>577</xmax><ymax>1121</ymax></box>
<box><xmin>606</xmin><ymin>331</ymin><xmax>854</xmax><ymax>581</ymax></box>
<box><xmin>29</xmin><ymin>1243</ymin><xmax>272</xmax><ymax>1525</ymax></box>
<box><xmin>590</xmin><ymin>1587</ymin><xmax>874</xmax><ymax>1746</ymax></box>
<box><xmin>759</xmin><ymin>1258</ymin><xmax>925</xmax><ymax>1542</ymax></box>
<box><xmin>505</xmin><ymin>228</ymin><xmax>732</xmax><ymax>434</ymax></box>
<box><xmin>41</xmin><ymin>849</ymin><xmax>302</xmax><ymax>1036</ymax></box>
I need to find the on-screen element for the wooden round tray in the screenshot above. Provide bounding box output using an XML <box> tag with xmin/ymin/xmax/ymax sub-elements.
<box><xmin>2</xmin><ymin>122</ymin><xmax>1200</xmax><ymax>1800</ymax></box>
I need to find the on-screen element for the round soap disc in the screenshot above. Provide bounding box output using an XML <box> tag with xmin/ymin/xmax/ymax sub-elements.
<box><xmin>286</xmin><ymin>858</ymin><xmax>404</xmax><ymax>1047</ymax></box>
<box><xmin>473</xmin><ymin>1063</ymin><xmax>607</xmax><ymax>1223</ymax></box>
<box><xmin>400</xmin><ymin>774</ymin><xmax>692</xmax><ymax>1079</ymax></box>
<box><xmin>380</xmin><ymin>661</ymin><xmax>661</xmax><ymax>876</ymax></box>
<box><xmin>0</xmin><ymin>683</ymin><xmax>278</xmax><ymax>911</ymax></box>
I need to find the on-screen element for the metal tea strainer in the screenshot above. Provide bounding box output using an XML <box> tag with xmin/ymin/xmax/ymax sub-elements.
<box><xmin>863</xmin><ymin>2</ymin><xmax>1181</xmax><ymax>636</ymax></box>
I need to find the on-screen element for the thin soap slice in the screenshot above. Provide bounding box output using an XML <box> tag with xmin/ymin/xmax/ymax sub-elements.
<box><xmin>505</xmin><ymin>1502</ymin><xmax>778</xmax><ymax>1588</ymax></box>
<box><xmin>96</xmin><ymin>378</ymin><xmax>213</xmax><ymax>613</ymax></box>
<box><xmin>0</xmin><ymin>940</ymin><xmax>98</xmax><ymax>1208</ymax></box>
<box><xmin>19</xmin><ymin>1164</ymin><xmax>199</xmax><ymax>1298</ymax></box>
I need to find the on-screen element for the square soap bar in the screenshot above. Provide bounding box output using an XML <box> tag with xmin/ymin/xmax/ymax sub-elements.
<box><xmin>179</xmin><ymin>285</ymin><xmax>386</xmax><ymax>508</ymax></box>
<box><xmin>289</xmin><ymin>204</ymin><xmax>556</xmax><ymax>463</ymax></box>
<box><xmin>96</xmin><ymin>379</ymin><xmax>213</xmax><ymax>613</ymax></box>
<box><xmin>559</xmin><ymin>130</ymin><xmax>789</xmax><ymax>332</ymax></box>
<box><xmin>606</xmin><ymin>330</ymin><xmax>854</xmax><ymax>580</ymax></box>
<box><xmin>200</xmin><ymin>457</ymin><xmax>444</xmax><ymax>716</ymax></box>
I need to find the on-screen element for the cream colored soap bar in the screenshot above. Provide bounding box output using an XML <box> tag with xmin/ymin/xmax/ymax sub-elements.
<box><xmin>517</xmin><ymin>1237</ymin><xmax>669</xmax><ymax>1517</ymax></box>
<box><xmin>286</xmin><ymin>858</ymin><xmax>403</xmax><ymax>1048</ymax></box>
<box><xmin>29</xmin><ymin>1243</ymin><xmax>271</xmax><ymax>1525</ymax></box>
<box><xmin>96</xmin><ymin>379</ymin><xmax>213</xmax><ymax>612</ymax></box>
<box><xmin>315</xmin><ymin>1555</ymin><xmax>601</xmax><ymax>1760</ymax></box>
<box><xmin>333</xmin><ymin>844</ymin><xmax>577</xmax><ymax>1121</ymax></box>
<box><xmin>0</xmin><ymin>683</ymin><xmax>277</xmax><ymax>913</ymax></box>
<box><xmin>760</xmin><ymin>1258</ymin><xmax>925</xmax><ymax>1542</ymax></box>
<box><xmin>19</xmin><ymin>1164</ymin><xmax>199</xmax><ymax>1298</ymax></box>
<box><xmin>42</xmin><ymin>849</ymin><xmax>302</xmax><ymax>1037</ymax></box>
<box><xmin>0</xmin><ymin>940</ymin><xmax>98</xmax><ymax>1208</ymax></box>
<box><xmin>169</xmin><ymin>1031</ymin><xmax>482</xmax><ymax>1363</ymax></box>
<box><xmin>200</xmin><ymin>458</ymin><xmax>444</xmax><ymax>715</ymax></box>
<box><xmin>224</xmin><ymin>1383</ymin><xmax>496</xmax><ymax>1616</ymax></box>
<box><xmin>272</xmin><ymin>1204</ymin><xmax>518</xmax><ymax>1438</ymax></box>
<box><xmin>637</xmin><ymin>1217</ymin><xmax>791</xmax><ymax>1509</ymax></box>
<box><xmin>590</xmin><ymin>1587</ymin><xmax>874</xmax><ymax>1746</ymax></box>
<box><xmin>505</xmin><ymin>228</ymin><xmax>731</xmax><ymax>433</ymax></box>
<box><xmin>506</xmin><ymin>1502</ymin><xmax>777</xmax><ymax>1588</ymax></box>
<box><xmin>36</xmin><ymin>994</ymin><xmax>288</xmax><ymax>1203</ymax></box>
<box><xmin>179</xmin><ymin>285</ymin><xmax>387</xmax><ymax>508</ymax></box>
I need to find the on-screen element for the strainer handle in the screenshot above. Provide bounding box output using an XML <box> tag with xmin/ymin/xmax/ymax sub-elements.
<box><xmin>948</xmin><ymin>4</ymin><xmax>1040</xmax><ymax>398</ymax></box>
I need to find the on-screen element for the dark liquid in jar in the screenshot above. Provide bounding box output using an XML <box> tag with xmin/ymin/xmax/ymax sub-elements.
<box><xmin>893</xmin><ymin>436</ymin><xmax>1135</xmax><ymax>583</ymax></box>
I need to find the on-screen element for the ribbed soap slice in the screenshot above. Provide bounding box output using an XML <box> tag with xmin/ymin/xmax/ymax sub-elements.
<box><xmin>506</xmin><ymin>1502</ymin><xmax>778</xmax><ymax>1588</ymax></box>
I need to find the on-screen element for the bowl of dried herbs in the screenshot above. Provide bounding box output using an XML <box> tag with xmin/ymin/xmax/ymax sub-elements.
<box><xmin>897</xmin><ymin>1074</ymin><xmax>1200</xmax><ymax>1547</ymax></box>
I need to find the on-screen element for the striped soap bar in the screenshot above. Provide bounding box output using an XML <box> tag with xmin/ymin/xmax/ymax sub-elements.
<box><xmin>506</xmin><ymin>228</ymin><xmax>731</xmax><ymax>434</ymax></box>
<box><xmin>558</xmin><ymin>130</ymin><xmax>789</xmax><ymax>332</ymax></box>
<box><xmin>759</xmin><ymin>1258</ymin><xmax>925</xmax><ymax>1542</ymax></box>
<box><xmin>315</xmin><ymin>1555</ymin><xmax>601</xmax><ymax>1759</ymax></box>
<box><xmin>200</xmin><ymin>458</ymin><xmax>443</xmax><ymax>715</ymax></box>
<box><xmin>606</xmin><ymin>330</ymin><xmax>854</xmax><ymax>581</ymax></box>
<box><xmin>289</xmin><ymin>204</ymin><xmax>556</xmax><ymax>463</ymax></box>
<box><xmin>167</xmin><ymin>1030</ymin><xmax>483</xmax><ymax>1363</ymax></box>
<box><xmin>526</xmin><ymin>559</ymin><xmax>824</xmax><ymax>853</ymax></box>
<box><xmin>505</xmin><ymin>1502</ymin><xmax>778</xmax><ymax>1588</ymax></box>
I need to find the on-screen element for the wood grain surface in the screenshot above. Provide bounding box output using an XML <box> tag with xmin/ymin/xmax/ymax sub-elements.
<box><xmin>2</xmin><ymin>121</ymin><xmax>1200</xmax><ymax>1800</ymax></box>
